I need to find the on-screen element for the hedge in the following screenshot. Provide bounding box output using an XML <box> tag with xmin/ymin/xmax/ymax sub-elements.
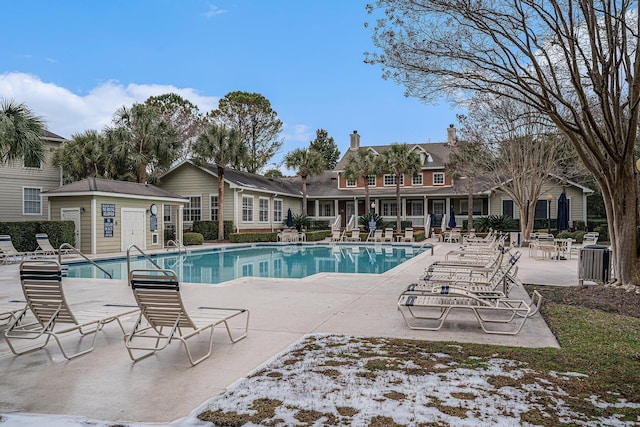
<box><xmin>192</xmin><ymin>220</ymin><xmax>234</xmax><ymax>240</ymax></box>
<box><xmin>183</xmin><ymin>232</ymin><xmax>204</xmax><ymax>245</ymax></box>
<box><xmin>0</xmin><ymin>221</ymin><xmax>75</xmax><ymax>252</ymax></box>
<box><xmin>228</xmin><ymin>229</ymin><xmax>333</xmax><ymax>243</ymax></box>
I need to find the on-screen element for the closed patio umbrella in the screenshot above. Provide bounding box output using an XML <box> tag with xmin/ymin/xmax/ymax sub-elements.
<box><xmin>556</xmin><ymin>191</ymin><xmax>569</xmax><ymax>231</ymax></box>
<box><xmin>287</xmin><ymin>208</ymin><xmax>293</xmax><ymax>228</ymax></box>
<box><xmin>448</xmin><ymin>205</ymin><xmax>457</xmax><ymax>229</ymax></box>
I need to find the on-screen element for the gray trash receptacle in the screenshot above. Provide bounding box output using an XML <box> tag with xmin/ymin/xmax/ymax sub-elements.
<box><xmin>578</xmin><ymin>244</ymin><xmax>611</xmax><ymax>286</ymax></box>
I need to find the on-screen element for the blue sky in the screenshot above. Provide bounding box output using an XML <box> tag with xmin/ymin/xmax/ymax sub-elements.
<box><xmin>1</xmin><ymin>1</ymin><xmax>463</xmax><ymax>172</ymax></box>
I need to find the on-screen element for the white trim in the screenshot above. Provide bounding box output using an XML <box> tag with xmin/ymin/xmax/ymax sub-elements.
<box><xmin>241</xmin><ymin>195</ymin><xmax>254</xmax><ymax>223</ymax></box>
<box><xmin>346</xmin><ymin>178</ymin><xmax>357</xmax><ymax>187</ymax></box>
<box><xmin>432</xmin><ymin>172</ymin><xmax>445</xmax><ymax>186</ymax></box>
<box><xmin>182</xmin><ymin>195</ymin><xmax>202</xmax><ymax>223</ymax></box>
<box><xmin>22</xmin><ymin>186</ymin><xmax>43</xmax><ymax>215</ymax></box>
<box><xmin>383</xmin><ymin>174</ymin><xmax>404</xmax><ymax>186</ymax></box>
<box><xmin>367</xmin><ymin>176</ymin><xmax>376</xmax><ymax>187</ymax></box>
<box><xmin>43</xmin><ymin>191</ymin><xmax>187</xmax><ymax>203</ymax></box>
<box><xmin>412</xmin><ymin>173</ymin><xmax>423</xmax><ymax>186</ymax></box>
<box><xmin>258</xmin><ymin>196</ymin><xmax>270</xmax><ymax>223</ymax></box>
<box><xmin>91</xmin><ymin>199</ymin><xmax>97</xmax><ymax>254</ymax></box>
<box><xmin>210</xmin><ymin>195</ymin><xmax>219</xmax><ymax>221</ymax></box>
<box><xmin>273</xmin><ymin>198</ymin><xmax>283</xmax><ymax>224</ymax></box>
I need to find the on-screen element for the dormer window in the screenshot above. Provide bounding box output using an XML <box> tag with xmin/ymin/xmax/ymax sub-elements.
<box><xmin>412</xmin><ymin>174</ymin><xmax>423</xmax><ymax>185</ymax></box>
<box><xmin>367</xmin><ymin>176</ymin><xmax>376</xmax><ymax>187</ymax></box>
<box><xmin>433</xmin><ymin>172</ymin><xmax>444</xmax><ymax>185</ymax></box>
<box><xmin>346</xmin><ymin>178</ymin><xmax>357</xmax><ymax>187</ymax></box>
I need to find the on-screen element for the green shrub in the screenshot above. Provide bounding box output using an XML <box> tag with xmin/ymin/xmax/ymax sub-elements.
<box><xmin>192</xmin><ymin>220</ymin><xmax>234</xmax><ymax>240</ymax></box>
<box><xmin>587</xmin><ymin>218</ymin><xmax>608</xmax><ymax>232</ymax></box>
<box><xmin>414</xmin><ymin>230</ymin><xmax>425</xmax><ymax>241</ymax></box>
<box><xmin>594</xmin><ymin>224</ymin><xmax>609</xmax><ymax>242</ymax></box>
<box><xmin>400</xmin><ymin>220</ymin><xmax>413</xmax><ymax>230</ymax></box>
<box><xmin>292</xmin><ymin>214</ymin><xmax>311</xmax><ymax>232</ymax></box>
<box><xmin>183</xmin><ymin>232</ymin><xmax>204</xmax><ymax>245</ymax></box>
<box><xmin>359</xmin><ymin>213</ymin><xmax>391</xmax><ymax>232</ymax></box>
<box><xmin>473</xmin><ymin>215</ymin><xmax>519</xmax><ymax>232</ymax></box>
<box><xmin>306</xmin><ymin>230</ymin><xmax>332</xmax><ymax>241</ymax></box>
<box><xmin>164</xmin><ymin>225</ymin><xmax>176</xmax><ymax>243</ymax></box>
<box><xmin>0</xmin><ymin>221</ymin><xmax>75</xmax><ymax>252</ymax></box>
<box><xmin>308</xmin><ymin>220</ymin><xmax>329</xmax><ymax>230</ymax></box>
<box><xmin>573</xmin><ymin>220</ymin><xmax>586</xmax><ymax>231</ymax></box>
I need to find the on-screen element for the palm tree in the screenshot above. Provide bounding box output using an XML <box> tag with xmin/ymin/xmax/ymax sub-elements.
<box><xmin>105</xmin><ymin>103</ymin><xmax>180</xmax><ymax>183</ymax></box>
<box><xmin>343</xmin><ymin>147</ymin><xmax>379</xmax><ymax>214</ymax></box>
<box><xmin>0</xmin><ymin>99</ymin><xmax>45</xmax><ymax>166</ymax></box>
<box><xmin>380</xmin><ymin>143</ymin><xmax>422</xmax><ymax>231</ymax></box>
<box><xmin>192</xmin><ymin>124</ymin><xmax>246</xmax><ymax>240</ymax></box>
<box><xmin>284</xmin><ymin>148</ymin><xmax>326</xmax><ymax>215</ymax></box>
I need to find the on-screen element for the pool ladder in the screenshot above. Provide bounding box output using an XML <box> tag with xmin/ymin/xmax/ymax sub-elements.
<box><xmin>58</xmin><ymin>243</ymin><xmax>113</xmax><ymax>279</ymax></box>
<box><xmin>126</xmin><ymin>244</ymin><xmax>170</xmax><ymax>285</ymax></box>
<box><xmin>166</xmin><ymin>239</ymin><xmax>187</xmax><ymax>254</ymax></box>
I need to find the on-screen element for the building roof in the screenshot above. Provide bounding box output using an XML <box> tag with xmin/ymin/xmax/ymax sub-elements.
<box><xmin>161</xmin><ymin>160</ymin><xmax>303</xmax><ymax>198</ymax></box>
<box><xmin>43</xmin><ymin>178</ymin><xmax>187</xmax><ymax>201</ymax></box>
<box><xmin>334</xmin><ymin>142</ymin><xmax>453</xmax><ymax>171</ymax></box>
<box><xmin>42</xmin><ymin>130</ymin><xmax>66</xmax><ymax>142</ymax></box>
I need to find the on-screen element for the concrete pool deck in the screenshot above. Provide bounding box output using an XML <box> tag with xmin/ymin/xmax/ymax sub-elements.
<box><xmin>0</xmin><ymin>238</ymin><xmax>582</xmax><ymax>424</ymax></box>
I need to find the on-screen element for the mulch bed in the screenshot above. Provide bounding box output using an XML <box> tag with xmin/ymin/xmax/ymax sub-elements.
<box><xmin>525</xmin><ymin>284</ymin><xmax>640</xmax><ymax>319</ymax></box>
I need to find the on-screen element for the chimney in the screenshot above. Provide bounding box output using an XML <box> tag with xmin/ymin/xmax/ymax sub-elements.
<box><xmin>349</xmin><ymin>130</ymin><xmax>360</xmax><ymax>151</ymax></box>
<box><xmin>447</xmin><ymin>124</ymin><xmax>456</xmax><ymax>145</ymax></box>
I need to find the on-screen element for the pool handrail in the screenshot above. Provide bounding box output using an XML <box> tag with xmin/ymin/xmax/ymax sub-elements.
<box><xmin>166</xmin><ymin>239</ymin><xmax>186</xmax><ymax>254</ymax></box>
<box><xmin>413</xmin><ymin>241</ymin><xmax>434</xmax><ymax>256</ymax></box>
<box><xmin>58</xmin><ymin>243</ymin><xmax>113</xmax><ymax>279</ymax></box>
<box><xmin>126</xmin><ymin>244</ymin><xmax>168</xmax><ymax>285</ymax></box>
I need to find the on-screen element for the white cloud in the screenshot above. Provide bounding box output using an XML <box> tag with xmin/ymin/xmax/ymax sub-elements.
<box><xmin>203</xmin><ymin>3</ymin><xmax>227</xmax><ymax>18</ymax></box>
<box><xmin>0</xmin><ymin>72</ymin><xmax>219</xmax><ymax>139</ymax></box>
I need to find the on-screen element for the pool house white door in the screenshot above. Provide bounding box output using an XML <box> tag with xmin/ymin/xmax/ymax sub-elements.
<box><xmin>61</xmin><ymin>208</ymin><xmax>81</xmax><ymax>251</ymax></box>
<box><xmin>121</xmin><ymin>208</ymin><xmax>146</xmax><ymax>251</ymax></box>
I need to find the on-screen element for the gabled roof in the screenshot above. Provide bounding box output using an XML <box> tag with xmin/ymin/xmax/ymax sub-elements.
<box><xmin>162</xmin><ymin>160</ymin><xmax>303</xmax><ymax>198</ymax></box>
<box><xmin>43</xmin><ymin>178</ymin><xmax>186</xmax><ymax>202</ymax></box>
<box><xmin>334</xmin><ymin>142</ymin><xmax>452</xmax><ymax>171</ymax></box>
<box><xmin>486</xmin><ymin>174</ymin><xmax>594</xmax><ymax>194</ymax></box>
<box><xmin>42</xmin><ymin>130</ymin><xmax>66</xmax><ymax>142</ymax></box>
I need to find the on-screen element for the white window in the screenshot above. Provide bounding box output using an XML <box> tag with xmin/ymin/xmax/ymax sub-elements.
<box><xmin>407</xmin><ymin>200</ymin><xmax>424</xmax><ymax>216</ymax></box>
<box><xmin>23</xmin><ymin>187</ymin><xmax>42</xmax><ymax>215</ymax></box>
<box><xmin>319</xmin><ymin>201</ymin><xmax>333</xmax><ymax>217</ymax></box>
<box><xmin>210</xmin><ymin>195</ymin><xmax>219</xmax><ymax>221</ymax></box>
<box><xmin>460</xmin><ymin>199</ymin><xmax>485</xmax><ymax>215</ymax></box>
<box><xmin>163</xmin><ymin>205</ymin><xmax>172</xmax><ymax>222</ymax></box>
<box><xmin>183</xmin><ymin>196</ymin><xmax>201</xmax><ymax>221</ymax></box>
<box><xmin>383</xmin><ymin>174</ymin><xmax>404</xmax><ymax>186</ymax></box>
<box><xmin>382</xmin><ymin>201</ymin><xmax>398</xmax><ymax>216</ymax></box>
<box><xmin>367</xmin><ymin>176</ymin><xmax>376</xmax><ymax>187</ymax></box>
<box><xmin>259</xmin><ymin>198</ymin><xmax>269</xmax><ymax>222</ymax></box>
<box><xmin>433</xmin><ymin>172</ymin><xmax>445</xmax><ymax>185</ymax></box>
<box><xmin>412</xmin><ymin>174</ymin><xmax>423</xmax><ymax>185</ymax></box>
<box><xmin>346</xmin><ymin>178</ymin><xmax>357</xmax><ymax>187</ymax></box>
<box><xmin>273</xmin><ymin>199</ymin><xmax>283</xmax><ymax>223</ymax></box>
<box><xmin>242</xmin><ymin>196</ymin><xmax>254</xmax><ymax>222</ymax></box>
<box><xmin>259</xmin><ymin>260</ymin><xmax>269</xmax><ymax>277</ymax></box>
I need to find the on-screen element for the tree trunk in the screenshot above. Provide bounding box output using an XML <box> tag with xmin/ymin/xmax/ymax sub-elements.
<box><xmin>138</xmin><ymin>163</ymin><xmax>147</xmax><ymax>184</ymax></box>
<box><xmin>395</xmin><ymin>182</ymin><xmax>401</xmax><ymax>231</ymax></box>
<box><xmin>364</xmin><ymin>179</ymin><xmax>371</xmax><ymax>214</ymax></box>
<box><xmin>467</xmin><ymin>179</ymin><xmax>473</xmax><ymax>230</ymax></box>
<box><xmin>302</xmin><ymin>176</ymin><xmax>307</xmax><ymax>215</ymax></box>
<box><xmin>217</xmin><ymin>166</ymin><xmax>225</xmax><ymax>241</ymax></box>
<box><xmin>596</xmin><ymin>163</ymin><xmax>640</xmax><ymax>288</ymax></box>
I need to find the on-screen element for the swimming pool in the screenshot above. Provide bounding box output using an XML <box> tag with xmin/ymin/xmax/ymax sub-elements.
<box><xmin>64</xmin><ymin>243</ymin><xmax>428</xmax><ymax>284</ymax></box>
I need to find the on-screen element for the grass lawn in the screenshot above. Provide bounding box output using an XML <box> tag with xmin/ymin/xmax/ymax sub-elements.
<box><xmin>198</xmin><ymin>286</ymin><xmax>640</xmax><ymax>426</ymax></box>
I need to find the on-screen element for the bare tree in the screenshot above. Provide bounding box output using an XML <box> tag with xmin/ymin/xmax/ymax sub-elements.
<box><xmin>366</xmin><ymin>0</ymin><xmax>640</xmax><ymax>288</ymax></box>
<box><xmin>454</xmin><ymin>95</ymin><xmax>570</xmax><ymax>240</ymax></box>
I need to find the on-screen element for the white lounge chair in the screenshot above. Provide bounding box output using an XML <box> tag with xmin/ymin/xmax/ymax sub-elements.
<box><xmin>34</xmin><ymin>233</ymin><xmax>72</xmax><ymax>258</ymax></box>
<box><xmin>382</xmin><ymin>228</ymin><xmax>394</xmax><ymax>243</ymax></box>
<box><xmin>398</xmin><ymin>228</ymin><xmax>414</xmax><ymax>242</ymax></box>
<box><xmin>125</xmin><ymin>269</ymin><xmax>250</xmax><ymax>366</ymax></box>
<box><xmin>397</xmin><ymin>285</ymin><xmax>542</xmax><ymax>335</ymax></box>
<box><xmin>345</xmin><ymin>229</ymin><xmax>361</xmax><ymax>242</ymax></box>
<box><xmin>0</xmin><ymin>235</ymin><xmax>31</xmax><ymax>264</ymax></box>
<box><xmin>5</xmin><ymin>260</ymin><xmax>139</xmax><ymax>359</ymax></box>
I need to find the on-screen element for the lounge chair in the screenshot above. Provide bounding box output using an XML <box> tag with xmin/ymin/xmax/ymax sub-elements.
<box><xmin>398</xmin><ymin>228</ymin><xmax>414</xmax><ymax>242</ymax></box>
<box><xmin>125</xmin><ymin>269</ymin><xmax>250</xmax><ymax>366</ymax></box>
<box><xmin>34</xmin><ymin>233</ymin><xmax>72</xmax><ymax>258</ymax></box>
<box><xmin>345</xmin><ymin>229</ymin><xmax>361</xmax><ymax>242</ymax></box>
<box><xmin>330</xmin><ymin>230</ymin><xmax>343</xmax><ymax>242</ymax></box>
<box><xmin>5</xmin><ymin>260</ymin><xmax>139</xmax><ymax>359</ymax></box>
<box><xmin>397</xmin><ymin>285</ymin><xmax>542</xmax><ymax>335</ymax></box>
<box><xmin>0</xmin><ymin>301</ymin><xmax>26</xmax><ymax>328</ymax></box>
<box><xmin>382</xmin><ymin>228</ymin><xmax>394</xmax><ymax>243</ymax></box>
<box><xmin>0</xmin><ymin>235</ymin><xmax>31</xmax><ymax>264</ymax></box>
<box><xmin>367</xmin><ymin>229</ymin><xmax>383</xmax><ymax>242</ymax></box>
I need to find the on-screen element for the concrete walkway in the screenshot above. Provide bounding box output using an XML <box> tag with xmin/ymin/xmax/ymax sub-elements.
<box><xmin>0</xmin><ymin>239</ymin><xmax>580</xmax><ymax>424</ymax></box>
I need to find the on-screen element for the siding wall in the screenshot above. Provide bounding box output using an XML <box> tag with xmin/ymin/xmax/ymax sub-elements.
<box><xmin>158</xmin><ymin>163</ymin><xmax>303</xmax><ymax>232</ymax></box>
<box><xmin>489</xmin><ymin>185</ymin><xmax>586</xmax><ymax>223</ymax></box>
<box><xmin>0</xmin><ymin>140</ymin><xmax>62</xmax><ymax>222</ymax></box>
<box><xmin>49</xmin><ymin>195</ymin><xmax>175</xmax><ymax>254</ymax></box>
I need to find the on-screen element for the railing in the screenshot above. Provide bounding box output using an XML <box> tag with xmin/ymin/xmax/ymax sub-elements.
<box><xmin>126</xmin><ymin>244</ymin><xmax>166</xmax><ymax>284</ymax></box>
<box><xmin>346</xmin><ymin>214</ymin><xmax>356</xmax><ymax>231</ymax></box>
<box><xmin>166</xmin><ymin>239</ymin><xmax>186</xmax><ymax>254</ymax></box>
<box><xmin>413</xmin><ymin>240</ymin><xmax>434</xmax><ymax>257</ymax></box>
<box><xmin>58</xmin><ymin>243</ymin><xmax>112</xmax><ymax>279</ymax></box>
<box><xmin>332</xmin><ymin>215</ymin><xmax>341</xmax><ymax>231</ymax></box>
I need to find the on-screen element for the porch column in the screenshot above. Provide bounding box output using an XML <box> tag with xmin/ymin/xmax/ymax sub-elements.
<box><xmin>315</xmin><ymin>199</ymin><xmax>319</xmax><ymax>220</ymax></box>
<box><xmin>402</xmin><ymin>198</ymin><xmax>407</xmax><ymax>222</ymax></box>
<box><xmin>177</xmin><ymin>205</ymin><xmax>184</xmax><ymax>245</ymax></box>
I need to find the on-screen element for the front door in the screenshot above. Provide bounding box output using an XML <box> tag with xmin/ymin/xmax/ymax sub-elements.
<box><xmin>121</xmin><ymin>208</ymin><xmax>146</xmax><ymax>251</ymax></box>
<box><xmin>432</xmin><ymin>200</ymin><xmax>445</xmax><ymax>228</ymax></box>
<box><xmin>345</xmin><ymin>201</ymin><xmax>355</xmax><ymax>228</ymax></box>
<box><xmin>61</xmin><ymin>208</ymin><xmax>81</xmax><ymax>251</ymax></box>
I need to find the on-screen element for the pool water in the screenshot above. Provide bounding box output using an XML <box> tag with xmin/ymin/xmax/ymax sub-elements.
<box><xmin>64</xmin><ymin>244</ymin><xmax>425</xmax><ymax>284</ymax></box>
